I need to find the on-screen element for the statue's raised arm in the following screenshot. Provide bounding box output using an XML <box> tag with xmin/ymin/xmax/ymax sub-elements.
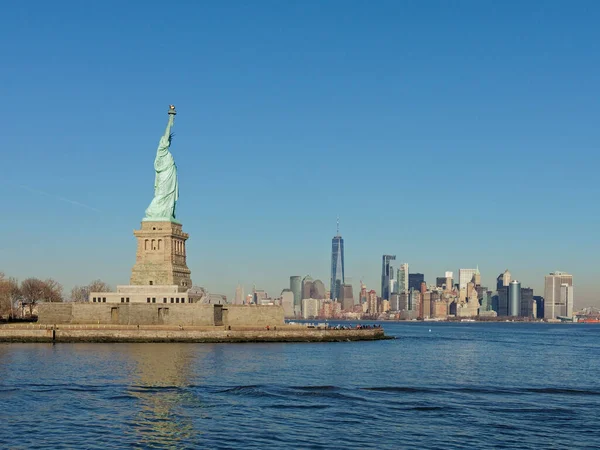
<box><xmin>143</xmin><ymin>105</ymin><xmax>180</xmax><ymax>223</ymax></box>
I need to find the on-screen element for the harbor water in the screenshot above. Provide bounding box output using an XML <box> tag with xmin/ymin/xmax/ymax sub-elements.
<box><xmin>1</xmin><ymin>322</ymin><xmax>599</xmax><ymax>449</ymax></box>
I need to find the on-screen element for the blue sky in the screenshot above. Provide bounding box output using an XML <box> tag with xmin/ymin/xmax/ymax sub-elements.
<box><xmin>1</xmin><ymin>1</ymin><xmax>599</xmax><ymax>306</ymax></box>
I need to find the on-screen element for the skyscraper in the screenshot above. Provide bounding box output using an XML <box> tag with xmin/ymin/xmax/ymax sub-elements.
<box><xmin>302</xmin><ymin>275</ymin><xmax>314</xmax><ymax>300</ymax></box>
<box><xmin>290</xmin><ymin>276</ymin><xmax>302</xmax><ymax>312</ymax></box>
<box><xmin>234</xmin><ymin>284</ymin><xmax>244</xmax><ymax>305</ymax></box>
<box><xmin>312</xmin><ymin>279</ymin><xmax>326</xmax><ymax>299</ymax></box>
<box><xmin>340</xmin><ymin>284</ymin><xmax>355</xmax><ymax>311</ymax></box>
<box><xmin>330</xmin><ymin>219</ymin><xmax>344</xmax><ymax>300</ymax></box>
<box><xmin>381</xmin><ymin>255</ymin><xmax>396</xmax><ymax>300</ymax></box>
<box><xmin>459</xmin><ymin>268</ymin><xmax>477</xmax><ymax>291</ymax></box>
<box><xmin>508</xmin><ymin>280</ymin><xmax>521</xmax><ymax>317</ymax></box>
<box><xmin>397</xmin><ymin>264</ymin><xmax>409</xmax><ymax>293</ymax></box>
<box><xmin>521</xmin><ymin>287</ymin><xmax>535</xmax><ymax>318</ymax></box>
<box><xmin>408</xmin><ymin>273</ymin><xmax>424</xmax><ymax>291</ymax></box>
<box><xmin>544</xmin><ymin>272</ymin><xmax>574</xmax><ymax>319</ymax></box>
<box><xmin>497</xmin><ymin>270</ymin><xmax>511</xmax><ymax>290</ymax></box>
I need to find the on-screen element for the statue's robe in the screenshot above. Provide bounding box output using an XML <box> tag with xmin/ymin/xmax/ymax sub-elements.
<box><xmin>144</xmin><ymin>135</ymin><xmax>178</xmax><ymax>221</ymax></box>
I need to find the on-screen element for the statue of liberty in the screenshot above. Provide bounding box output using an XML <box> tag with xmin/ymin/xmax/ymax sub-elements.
<box><xmin>144</xmin><ymin>105</ymin><xmax>179</xmax><ymax>222</ymax></box>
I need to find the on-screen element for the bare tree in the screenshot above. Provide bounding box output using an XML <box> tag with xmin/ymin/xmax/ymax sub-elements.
<box><xmin>0</xmin><ymin>273</ymin><xmax>13</xmax><ymax>318</ymax></box>
<box><xmin>20</xmin><ymin>278</ymin><xmax>63</xmax><ymax>315</ymax></box>
<box><xmin>88</xmin><ymin>279</ymin><xmax>111</xmax><ymax>293</ymax></box>
<box><xmin>42</xmin><ymin>278</ymin><xmax>63</xmax><ymax>303</ymax></box>
<box><xmin>70</xmin><ymin>279</ymin><xmax>111</xmax><ymax>302</ymax></box>
<box><xmin>70</xmin><ymin>285</ymin><xmax>89</xmax><ymax>302</ymax></box>
<box><xmin>20</xmin><ymin>278</ymin><xmax>45</xmax><ymax>315</ymax></box>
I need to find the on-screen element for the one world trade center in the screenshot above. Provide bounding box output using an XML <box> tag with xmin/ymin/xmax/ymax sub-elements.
<box><xmin>330</xmin><ymin>218</ymin><xmax>345</xmax><ymax>300</ymax></box>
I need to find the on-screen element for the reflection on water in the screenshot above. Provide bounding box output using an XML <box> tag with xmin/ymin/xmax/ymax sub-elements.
<box><xmin>126</xmin><ymin>345</ymin><xmax>198</xmax><ymax>448</ymax></box>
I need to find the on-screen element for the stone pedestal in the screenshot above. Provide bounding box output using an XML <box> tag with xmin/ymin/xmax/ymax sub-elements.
<box><xmin>130</xmin><ymin>221</ymin><xmax>192</xmax><ymax>292</ymax></box>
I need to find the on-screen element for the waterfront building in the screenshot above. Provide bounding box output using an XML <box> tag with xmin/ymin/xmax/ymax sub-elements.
<box><xmin>340</xmin><ymin>283</ymin><xmax>355</xmax><ymax>311</ymax></box>
<box><xmin>381</xmin><ymin>255</ymin><xmax>396</xmax><ymax>300</ymax></box>
<box><xmin>408</xmin><ymin>273</ymin><xmax>424</xmax><ymax>291</ymax></box>
<box><xmin>421</xmin><ymin>292</ymin><xmax>431</xmax><ymax>319</ymax></box>
<box><xmin>497</xmin><ymin>287</ymin><xmax>508</xmax><ymax>316</ymax></box>
<box><xmin>390</xmin><ymin>293</ymin><xmax>401</xmax><ymax>311</ymax></box>
<box><xmin>397</xmin><ymin>264</ymin><xmax>409</xmax><ymax>293</ymax></box>
<box><xmin>320</xmin><ymin>300</ymin><xmax>334</xmax><ymax>319</ymax></box>
<box><xmin>533</xmin><ymin>296</ymin><xmax>545</xmax><ymax>318</ymax></box>
<box><xmin>476</xmin><ymin>286</ymin><xmax>489</xmax><ymax>310</ymax></box>
<box><xmin>234</xmin><ymin>284</ymin><xmax>244</xmax><ymax>305</ymax></box>
<box><xmin>382</xmin><ymin>299</ymin><xmax>390</xmax><ymax>313</ymax></box>
<box><xmin>562</xmin><ymin>284</ymin><xmax>574</xmax><ymax>318</ymax></box>
<box><xmin>302</xmin><ymin>276</ymin><xmax>314</xmax><ymax>300</ymax></box>
<box><xmin>290</xmin><ymin>276</ymin><xmax>302</xmax><ymax>311</ymax></box>
<box><xmin>359</xmin><ymin>282</ymin><xmax>368</xmax><ymax>304</ymax></box>
<box><xmin>445</xmin><ymin>272</ymin><xmax>453</xmax><ymax>290</ymax></box>
<box><xmin>367</xmin><ymin>290</ymin><xmax>378</xmax><ymax>315</ymax></box>
<box><xmin>302</xmin><ymin>298</ymin><xmax>320</xmax><ymax>319</ymax></box>
<box><xmin>281</xmin><ymin>289</ymin><xmax>294</xmax><ymax>318</ymax></box>
<box><xmin>497</xmin><ymin>270</ymin><xmax>511</xmax><ymax>290</ymax></box>
<box><xmin>437</xmin><ymin>272</ymin><xmax>453</xmax><ymax>291</ymax></box>
<box><xmin>253</xmin><ymin>289</ymin><xmax>268</xmax><ymax>305</ymax></box>
<box><xmin>431</xmin><ymin>292</ymin><xmax>449</xmax><ymax>319</ymax></box>
<box><xmin>459</xmin><ymin>269</ymin><xmax>477</xmax><ymax>291</ymax></box>
<box><xmin>330</xmin><ymin>220</ymin><xmax>345</xmax><ymax>300</ymax></box>
<box><xmin>409</xmin><ymin>289</ymin><xmax>421</xmax><ymax>312</ymax></box>
<box><xmin>520</xmin><ymin>287</ymin><xmax>535</xmax><ymax>318</ymax></box>
<box><xmin>544</xmin><ymin>272</ymin><xmax>574</xmax><ymax>319</ymax></box>
<box><xmin>312</xmin><ymin>279</ymin><xmax>327</xmax><ymax>300</ymax></box>
<box><xmin>508</xmin><ymin>280</ymin><xmax>521</xmax><ymax>317</ymax></box>
<box><xmin>332</xmin><ymin>301</ymin><xmax>342</xmax><ymax>318</ymax></box>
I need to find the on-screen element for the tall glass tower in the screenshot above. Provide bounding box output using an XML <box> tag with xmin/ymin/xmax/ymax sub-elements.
<box><xmin>330</xmin><ymin>219</ymin><xmax>345</xmax><ymax>300</ymax></box>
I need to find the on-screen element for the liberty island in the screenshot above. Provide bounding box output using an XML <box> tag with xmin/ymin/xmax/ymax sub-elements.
<box><xmin>0</xmin><ymin>106</ymin><xmax>386</xmax><ymax>342</ymax></box>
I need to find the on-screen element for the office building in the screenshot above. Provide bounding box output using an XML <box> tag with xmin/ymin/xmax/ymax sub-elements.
<box><xmin>302</xmin><ymin>276</ymin><xmax>314</xmax><ymax>300</ymax></box>
<box><xmin>508</xmin><ymin>280</ymin><xmax>521</xmax><ymax>317</ymax></box>
<box><xmin>381</xmin><ymin>255</ymin><xmax>396</xmax><ymax>300</ymax></box>
<box><xmin>408</xmin><ymin>273</ymin><xmax>424</xmax><ymax>291</ymax></box>
<box><xmin>459</xmin><ymin>268</ymin><xmax>477</xmax><ymax>291</ymax></box>
<box><xmin>367</xmin><ymin>290</ymin><xmax>378</xmax><ymax>315</ymax></box>
<box><xmin>330</xmin><ymin>220</ymin><xmax>345</xmax><ymax>300</ymax></box>
<box><xmin>340</xmin><ymin>283</ymin><xmax>355</xmax><ymax>311</ymax></box>
<box><xmin>562</xmin><ymin>284</ymin><xmax>574</xmax><ymax>318</ymax></box>
<box><xmin>397</xmin><ymin>264</ymin><xmax>409</xmax><ymax>293</ymax></box>
<box><xmin>281</xmin><ymin>289</ymin><xmax>294</xmax><ymax>317</ymax></box>
<box><xmin>497</xmin><ymin>286</ymin><xmax>508</xmax><ymax>316</ymax></box>
<box><xmin>312</xmin><ymin>279</ymin><xmax>326</xmax><ymax>300</ymax></box>
<box><xmin>234</xmin><ymin>284</ymin><xmax>244</xmax><ymax>305</ymax></box>
<box><xmin>521</xmin><ymin>287</ymin><xmax>535</xmax><ymax>318</ymax></box>
<box><xmin>359</xmin><ymin>282</ymin><xmax>368</xmax><ymax>304</ymax></box>
<box><xmin>290</xmin><ymin>276</ymin><xmax>302</xmax><ymax>311</ymax></box>
<box><xmin>544</xmin><ymin>272</ymin><xmax>574</xmax><ymax>319</ymax></box>
<box><xmin>302</xmin><ymin>298</ymin><xmax>320</xmax><ymax>319</ymax></box>
<box><xmin>533</xmin><ymin>296</ymin><xmax>545</xmax><ymax>318</ymax></box>
<box><xmin>497</xmin><ymin>270</ymin><xmax>511</xmax><ymax>290</ymax></box>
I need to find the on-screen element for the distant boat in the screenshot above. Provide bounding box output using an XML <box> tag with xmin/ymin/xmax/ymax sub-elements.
<box><xmin>460</xmin><ymin>319</ymin><xmax>476</xmax><ymax>322</ymax></box>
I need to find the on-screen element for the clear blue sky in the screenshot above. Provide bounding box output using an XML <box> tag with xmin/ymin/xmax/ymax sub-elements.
<box><xmin>1</xmin><ymin>1</ymin><xmax>599</xmax><ymax>306</ymax></box>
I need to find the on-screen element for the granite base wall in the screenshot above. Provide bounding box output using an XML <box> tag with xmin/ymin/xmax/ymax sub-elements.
<box><xmin>37</xmin><ymin>303</ymin><xmax>285</xmax><ymax>327</ymax></box>
<box><xmin>223</xmin><ymin>305</ymin><xmax>285</xmax><ymax>327</ymax></box>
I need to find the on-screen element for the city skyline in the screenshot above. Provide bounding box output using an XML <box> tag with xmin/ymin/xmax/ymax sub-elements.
<box><xmin>1</xmin><ymin>2</ymin><xmax>598</xmax><ymax>307</ymax></box>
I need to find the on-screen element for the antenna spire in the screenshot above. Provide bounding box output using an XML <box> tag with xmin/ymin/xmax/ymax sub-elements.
<box><xmin>336</xmin><ymin>216</ymin><xmax>340</xmax><ymax>235</ymax></box>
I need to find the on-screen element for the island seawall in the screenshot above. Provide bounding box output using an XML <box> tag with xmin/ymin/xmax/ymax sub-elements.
<box><xmin>0</xmin><ymin>303</ymin><xmax>388</xmax><ymax>343</ymax></box>
<box><xmin>0</xmin><ymin>324</ymin><xmax>387</xmax><ymax>343</ymax></box>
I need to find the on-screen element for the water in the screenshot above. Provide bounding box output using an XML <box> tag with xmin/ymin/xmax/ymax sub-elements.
<box><xmin>1</xmin><ymin>322</ymin><xmax>600</xmax><ymax>449</ymax></box>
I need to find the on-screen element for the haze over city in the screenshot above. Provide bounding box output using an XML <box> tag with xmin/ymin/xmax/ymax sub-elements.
<box><xmin>1</xmin><ymin>1</ymin><xmax>599</xmax><ymax>307</ymax></box>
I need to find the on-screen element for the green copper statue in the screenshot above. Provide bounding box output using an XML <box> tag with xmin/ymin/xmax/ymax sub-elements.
<box><xmin>144</xmin><ymin>105</ymin><xmax>180</xmax><ymax>222</ymax></box>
